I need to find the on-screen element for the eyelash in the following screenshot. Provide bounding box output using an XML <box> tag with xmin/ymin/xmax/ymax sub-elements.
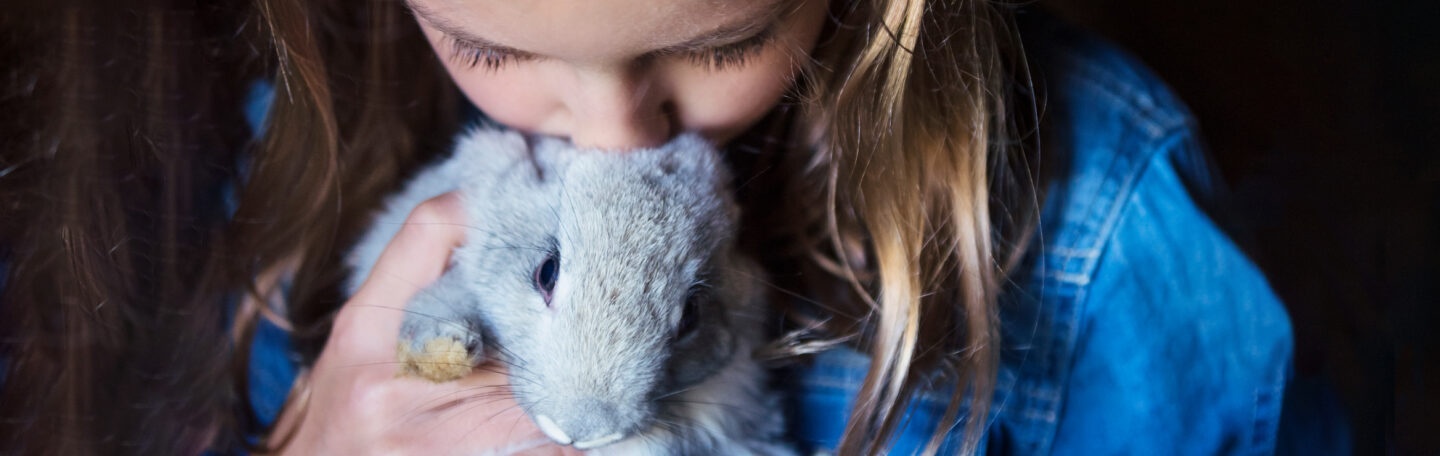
<box><xmin>444</xmin><ymin>29</ymin><xmax>773</xmax><ymax>73</ymax></box>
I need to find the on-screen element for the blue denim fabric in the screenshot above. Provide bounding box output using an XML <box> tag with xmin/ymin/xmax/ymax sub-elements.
<box><xmin>786</xmin><ymin>13</ymin><xmax>1293</xmax><ymax>456</ymax></box>
<box><xmin>241</xmin><ymin>12</ymin><xmax>1295</xmax><ymax>454</ymax></box>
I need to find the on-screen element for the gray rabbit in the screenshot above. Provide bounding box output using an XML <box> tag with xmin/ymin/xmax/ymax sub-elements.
<box><xmin>345</xmin><ymin>127</ymin><xmax>793</xmax><ymax>455</ymax></box>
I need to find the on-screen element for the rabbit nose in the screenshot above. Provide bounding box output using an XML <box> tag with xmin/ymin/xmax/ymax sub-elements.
<box><xmin>532</xmin><ymin>398</ymin><xmax>639</xmax><ymax>449</ymax></box>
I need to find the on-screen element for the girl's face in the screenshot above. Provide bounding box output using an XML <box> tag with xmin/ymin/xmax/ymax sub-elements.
<box><xmin>407</xmin><ymin>0</ymin><xmax>829</xmax><ymax>150</ymax></box>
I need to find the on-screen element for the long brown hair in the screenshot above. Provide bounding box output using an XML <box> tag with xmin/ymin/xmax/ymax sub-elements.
<box><xmin>1</xmin><ymin>1</ymin><xmax>263</xmax><ymax>453</ymax></box>
<box><xmin>1</xmin><ymin>0</ymin><xmax>1038</xmax><ymax>453</ymax></box>
<box><xmin>0</xmin><ymin>0</ymin><xmax>458</xmax><ymax>453</ymax></box>
<box><xmin>741</xmin><ymin>0</ymin><xmax>1040</xmax><ymax>453</ymax></box>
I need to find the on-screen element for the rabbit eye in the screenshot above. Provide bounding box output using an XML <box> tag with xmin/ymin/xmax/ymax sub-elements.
<box><xmin>534</xmin><ymin>253</ymin><xmax>559</xmax><ymax>305</ymax></box>
<box><xmin>676</xmin><ymin>288</ymin><xmax>702</xmax><ymax>339</ymax></box>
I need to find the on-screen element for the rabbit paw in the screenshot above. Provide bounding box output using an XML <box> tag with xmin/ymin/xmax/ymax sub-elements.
<box><xmin>396</xmin><ymin>316</ymin><xmax>483</xmax><ymax>382</ymax></box>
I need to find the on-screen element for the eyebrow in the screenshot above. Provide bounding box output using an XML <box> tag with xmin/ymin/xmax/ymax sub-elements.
<box><xmin>403</xmin><ymin>0</ymin><xmax>802</xmax><ymax>58</ymax></box>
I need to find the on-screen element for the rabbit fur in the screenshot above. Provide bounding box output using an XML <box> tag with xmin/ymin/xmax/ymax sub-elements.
<box><xmin>344</xmin><ymin>127</ymin><xmax>793</xmax><ymax>455</ymax></box>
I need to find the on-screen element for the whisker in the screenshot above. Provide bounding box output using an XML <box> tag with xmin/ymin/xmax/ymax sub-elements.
<box><xmin>408</xmin><ymin>384</ymin><xmax>515</xmax><ymax>415</ymax></box>
<box><xmin>657</xmin><ymin>398</ymin><xmax>753</xmax><ymax>415</ymax></box>
<box><xmin>489</xmin><ymin>343</ymin><xmax>542</xmax><ymax>381</ymax></box>
<box><xmin>719</xmin><ymin>265</ymin><xmax>862</xmax><ymax>320</ymax></box>
<box><xmin>652</xmin><ymin>382</ymin><xmax>701</xmax><ymax>401</ymax></box>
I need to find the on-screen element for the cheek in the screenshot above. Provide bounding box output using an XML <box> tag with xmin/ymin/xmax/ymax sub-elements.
<box><xmin>664</xmin><ymin>0</ymin><xmax>828</xmax><ymax>144</ymax></box>
<box><xmin>421</xmin><ymin>26</ymin><xmax>560</xmax><ymax>133</ymax></box>
<box><xmin>666</xmin><ymin>55</ymin><xmax>800</xmax><ymax>143</ymax></box>
<box><xmin>448</xmin><ymin>67</ymin><xmax>561</xmax><ymax>133</ymax></box>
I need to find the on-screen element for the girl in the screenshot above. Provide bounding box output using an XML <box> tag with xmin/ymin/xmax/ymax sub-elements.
<box><xmin>0</xmin><ymin>0</ymin><xmax>1292</xmax><ymax>454</ymax></box>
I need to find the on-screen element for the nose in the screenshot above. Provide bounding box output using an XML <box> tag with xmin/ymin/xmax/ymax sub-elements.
<box><xmin>565</xmin><ymin>69</ymin><xmax>676</xmax><ymax>151</ymax></box>
<box><xmin>533</xmin><ymin>398</ymin><xmax>643</xmax><ymax>450</ymax></box>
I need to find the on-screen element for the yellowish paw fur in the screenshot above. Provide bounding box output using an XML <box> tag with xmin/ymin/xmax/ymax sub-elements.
<box><xmin>396</xmin><ymin>338</ymin><xmax>474</xmax><ymax>382</ymax></box>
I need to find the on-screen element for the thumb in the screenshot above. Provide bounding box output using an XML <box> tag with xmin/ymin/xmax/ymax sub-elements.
<box><xmin>332</xmin><ymin>192</ymin><xmax>468</xmax><ymax>359</ymax></box>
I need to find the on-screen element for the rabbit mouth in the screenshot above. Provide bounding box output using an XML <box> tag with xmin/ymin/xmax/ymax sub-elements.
<box><xmin>533</xmin><ymin>414</ymin><xmax>628</xmax><ymax>449</ymax></box>
<box><xmin>526</xmin><ymin>400</ymin><xmax>654</xmax><ymax>450</ymax></box>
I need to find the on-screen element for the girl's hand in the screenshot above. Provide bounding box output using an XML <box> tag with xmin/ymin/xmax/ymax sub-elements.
<box><xmin>269</xmin><ymin>193</ymin><xmax>582</xmax><ymax>456</ymax></box>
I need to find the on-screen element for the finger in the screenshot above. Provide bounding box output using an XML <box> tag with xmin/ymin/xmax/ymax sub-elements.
<box><xmin>331</xmin><ymin>192</ymin><xmax>469</xmax><ymax>359</ymax></box>
<box><xmin>385</xmin><ymin>366</ymin><xmax>579</xmax><ymax>455</ymax></box>
<box><xmin>355</xmin><ymin>192</ymin><xmax>468</xmax><ymax>304</ymax></box>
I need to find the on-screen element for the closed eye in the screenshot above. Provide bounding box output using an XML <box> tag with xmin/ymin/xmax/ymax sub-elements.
<box><xmin>442</xmin><ymin>25</ymin><xmax>774</xmax><ymax>73</ymax></box>
<box><xmin>444</xmin><ymin>35</ymin><xmax>537</xmax><ymax>71</ymax></box>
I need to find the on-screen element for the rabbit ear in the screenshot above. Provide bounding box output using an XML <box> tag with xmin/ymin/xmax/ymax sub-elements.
<box><xmin>447</xmin><ymin>126</ymin><xmax>541</xmax><ymax>184</ymax></box>
<box><xmin>655</xmin><ymin>133</ymin><xmax>723</xmax><ymax>178</ymax></box>
<box><xmin>639</xmin><ymin>133</ymin><xmax>730</xmax><ymax>196</ymax></box>
<box><xmin>528</xmin><ymin>134</ymin><xmax>584</xmax><ymax>183</ymax></box>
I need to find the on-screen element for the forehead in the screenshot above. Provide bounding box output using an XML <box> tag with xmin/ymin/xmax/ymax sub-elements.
<box><xmin>408</xmin><ymin>0</ymin><xmax>786</xmax><ymax>63</ymax></box>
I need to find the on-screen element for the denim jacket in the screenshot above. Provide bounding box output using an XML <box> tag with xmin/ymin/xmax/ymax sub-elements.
<box><xmin>242</xmin><ymin>12</ymin><xmax>1293</xmax><ymax>455</ymax></box>
<box><xmin>785</xmin><ymin>13</ymin><xmax>1293</xmax><ymax>456</ymax></box>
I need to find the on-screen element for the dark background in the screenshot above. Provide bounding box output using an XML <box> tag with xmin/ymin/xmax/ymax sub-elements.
<box><xmin>1040</xmin><ymin>0</ymin><xmax>1438</xmax><ymax>454</ymax></box>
